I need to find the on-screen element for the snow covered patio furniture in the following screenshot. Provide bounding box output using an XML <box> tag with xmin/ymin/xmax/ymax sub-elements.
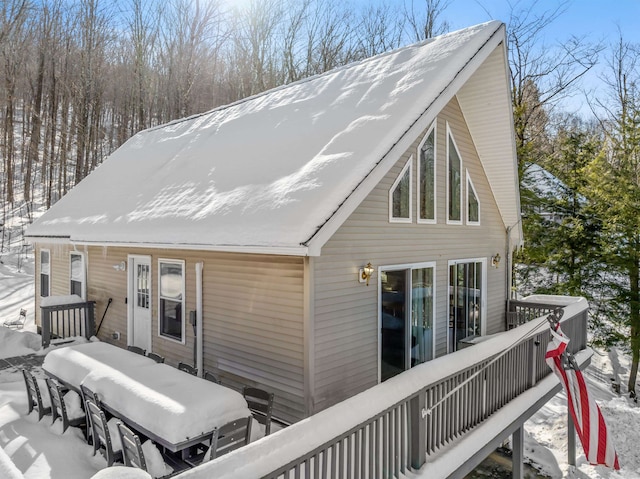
<box><xmin>87</xmin><ymin>398</ymin><xmax>122</xmax><ymax>467</ymax></box>
<box><xmin>186</xmin><ymin>416</ymin><xmax>253</xmax><ymax>467</ymax></box>
<box><xmin>22</xmin><ymin>369</ymin><xmax>51</xmax><ymax>421</ymax></box>
<box><xmin>242</xmin><ymin>387</ymin><xmax>275</xmax><ymax>436</ymax></box>
<box><xmin>45</xmin><ymin>377</ymin><xmax>86</xmax><ymax>434</ymax></box>
<box><xmin>3</xmin><ymin>308</ymin><xmax>26</xmax><ymax>329</ymax></box>
<box><xmin>43</xmin><ymin>342</ymin><xmax>252</xmax><ymax>461</ymax></box>
<box><xmin>117</xmin><ymin>421</ymin><xmax>147</xmax><ymax>471</ymax></box>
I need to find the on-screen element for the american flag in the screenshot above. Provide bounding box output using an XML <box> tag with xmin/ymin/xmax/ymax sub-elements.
<box><xmin>545</xmin><ymin>313</ymin><xmax>620</xmax><ymax>470</ymax></box>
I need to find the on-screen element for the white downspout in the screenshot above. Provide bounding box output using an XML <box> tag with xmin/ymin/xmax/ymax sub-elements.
<box><xmin>196</xmin><ymin>262</ymin><xmax>204</xmax><ymax>377</ymax></box>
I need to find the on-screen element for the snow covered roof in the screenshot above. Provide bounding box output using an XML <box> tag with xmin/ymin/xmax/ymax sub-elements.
<box><xmin>26</xmin><ymin>20</ymin><xmax>520</xmax><ymax>255</ymax></box>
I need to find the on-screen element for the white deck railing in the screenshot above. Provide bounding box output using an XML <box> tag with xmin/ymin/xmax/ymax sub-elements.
<box><xmin>176</xmin><ymin>295</ymin><xmax>589</xmax><ymax>479</ymax></box>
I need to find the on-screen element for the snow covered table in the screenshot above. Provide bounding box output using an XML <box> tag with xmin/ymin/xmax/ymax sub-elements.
<box><xmin>43</xmin><ymin>342</ymin><xmax>251</xmax><ymax>455</ymax></box>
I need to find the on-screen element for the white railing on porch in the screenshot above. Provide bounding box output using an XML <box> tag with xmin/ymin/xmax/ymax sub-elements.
<box><xmin>176</xmin><ymin>295</ymin><xmax>589</xmax><ymax>479</ymax></box>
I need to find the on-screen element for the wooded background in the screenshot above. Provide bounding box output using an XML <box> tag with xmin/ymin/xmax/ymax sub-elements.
<box><xmin>3</xmin><ymin>0</ymin><xmax>640</xmax><ymax>394</ymax></box>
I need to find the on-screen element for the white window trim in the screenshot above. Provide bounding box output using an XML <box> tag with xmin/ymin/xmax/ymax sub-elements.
<box><xmin>447</xmin><ymin>257</ymin><xmax>487</xmax><ymax>354</ymax></box>
<box><xmin>466</xmin><ymin>170</ymin><xmax>481</xmax><ymax>226</ymax></box>
<box><xmin>69</xmin><ymin>252</ymin><xmax>87</xmax><ymax>300</ymax></box>
<box><xmin>388</xmin><ymin>156</ymin><xmax>413</xmax><ymax>223</ymax></box>
<box><xmin>446</xmin><ymin>122</ymin><xmax>463</xmax><ymax>225</ymax></box>
<box><xmin>157</xmin><ymin>258</ymin><xmax>186</xmax><ymax>345</ymax></box>
<box><xmin>417</xmin><ymin>123</ymin><xmax>437</xmax><ymax>225</ymax></box>
<box><xmin>40</xmin><ymin>249</ymin><xmax>51</xmax><ymax>298</ymax></box>
<box><xmin>377</xmin><ymin>261</ymin><xmax>437</xmax><ymax>383</ymax></box>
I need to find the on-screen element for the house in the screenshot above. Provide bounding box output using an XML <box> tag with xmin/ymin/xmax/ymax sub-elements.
<box><xmin>26</xmin><ymin>21</ymin><xmax>522</xmax><ymax>426</ymax></box>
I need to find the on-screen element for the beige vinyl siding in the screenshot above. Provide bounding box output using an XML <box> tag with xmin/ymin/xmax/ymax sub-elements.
<box><xmin>33</xmin><ymin>243</ymin><xmax>305</xmax><ymax>423</ymax></box>
<box><xmin>312</xmin><ymin>96</ymin><xmax>508</xmax><ymax>413</ymax></box>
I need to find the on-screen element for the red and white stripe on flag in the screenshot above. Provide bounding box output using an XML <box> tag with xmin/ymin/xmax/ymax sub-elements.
<box><xmin>545</xmin><ymin>324</ymin><xmax>620</xmax><ymax>469</ymax></box>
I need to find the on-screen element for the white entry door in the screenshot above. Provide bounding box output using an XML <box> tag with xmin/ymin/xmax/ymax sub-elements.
<box><xmin>129</xmin><ymin>255</ymin><xmax>151</xmax><ymax>351</ymax></box>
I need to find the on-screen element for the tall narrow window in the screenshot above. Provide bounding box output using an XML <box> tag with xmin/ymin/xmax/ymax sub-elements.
<box><xmin>467</xmin><ymin>171</ymin><xmax>480</xmax><ymax>224</ymax></box>
<box><xmin>447</xmin><ymin>125</ymin><xmax>462</xmax><ymax>223</ymax></box>
<box><xmin>159</xmin><ymin>260</ymin><xmax>185</xmax><ymax>342</ymax></box>
<box><xmin>418</xmin><ymin>125</ymin><xmax>436</xmax><ymax>223</ymax></box>
<box><xmin>449</xmin><ymin>259</ymin><xmax>484</xmax><ymax>352</ymax></box>
<box><xmin>40</xmin><ymin>250</ymin><xmax>50</xmax><ymax>297</ymax></box>
<box><xmin>70</xmin><ymin>252</ymin><xmax>86</xmax><ymax>299</ymax></box>
<box><xmin>389</xmin><ymin>158</ymin><xmax>412</xmax><ymax>222</ymax></box>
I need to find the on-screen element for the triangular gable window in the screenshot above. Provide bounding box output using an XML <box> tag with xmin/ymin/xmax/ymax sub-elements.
<box><xmin>467</xmin><ymin>171</ymin><xmax>480</xmax><ymax>225</ymax></box>
<box><xmin>447</xmin><ymin>124</ymin><xmax>462</xmax><ymax>224</ymax></box>
<box><xmin>389</xmin><ymin>157</ymin><xmax>412</xmax><ymax>223</ymax></box>
<box><xmin>418</xmin><ymin>124</ymin><xmax>436</xmax><ymax>223</ymax></box>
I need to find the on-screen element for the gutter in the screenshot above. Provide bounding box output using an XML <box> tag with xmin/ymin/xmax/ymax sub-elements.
<box><xmin>24</xmin><ymin>236</ymin><xmax>311</xmax><ymax>257</ymax></box>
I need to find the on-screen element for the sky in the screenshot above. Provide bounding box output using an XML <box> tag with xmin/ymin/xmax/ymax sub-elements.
<box><xmin>437</xmin><ymin>0</ymin><xmax>640</xmax><ymax>116</ymax></box>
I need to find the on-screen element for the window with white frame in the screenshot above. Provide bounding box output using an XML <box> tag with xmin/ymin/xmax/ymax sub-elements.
<box><xmin>40</xmin><ymin>249</ymin><xmax>50</xmax><ymax>297</ymax></box>
<box><xmin>467</xmin><ymin>171</ymin><xmax>480</xmax><ymax>224</ymax></box>
<box><xmin>70</xmin><ymin>252</ymin><xmax>86</xmax><ymax>299</ymax></box>
<box><xmin>389</xmin><ymin>157</ymin><xmax>412</xmax><ymax>222</ymax></box>
<box><xmin>418</xmin><ymin>124</ymin><xmax>436</xmax><ymax>223</ymax></box>
<box><xmin>447</xmin><ymin>124</ymin><xmax>462</xmax><ymax>224</ymax></box>
<box><xmin>158</xmin><ymin>259</ymin><xmax>185</xmax><ymax>342</ymax></box>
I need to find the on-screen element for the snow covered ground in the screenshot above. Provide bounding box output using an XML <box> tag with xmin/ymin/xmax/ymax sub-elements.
<box><xmin>0</xmin><ymin>249</ymin><xmax>638</xmax><ymax>478</ymax></box>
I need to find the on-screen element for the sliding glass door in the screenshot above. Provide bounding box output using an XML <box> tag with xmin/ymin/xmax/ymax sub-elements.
<box><xmin>380</xmin><ymin>264</ymin><xmax>435</xmax><ymax>382</ymax></box>
<box><xmin>449</xmin><ymin>259</ymin><xmax>485</xmax><ymax>352</ymax></box>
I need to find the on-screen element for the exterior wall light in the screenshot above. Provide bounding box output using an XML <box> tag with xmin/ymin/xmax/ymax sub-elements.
<box><xmin>113</xmin><ymin>261</ymin><xmax>126</xmax><ymax>272</ymax></box>
<box><xmin>359</xmin><ymin>262</ymin><xmax>374</xmax><ymax>286</ymax></box>
<box><xmin>491</xmin><ymin>254</ymin><xmax>501</xmax><ymax>268</ymax></box>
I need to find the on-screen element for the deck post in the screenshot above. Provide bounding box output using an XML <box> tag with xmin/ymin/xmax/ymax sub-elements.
<box><xmin>85</xmin><ymin>302</ymin><xmax>96</xmax><ymax>338</ymax></box>
<box><xmin>410</xmin><ymin>392</ymin><xmax>426</xmax><ymax>470</ymax></box>
<box><xmin>568</xmin><ymin>411</ymin><xmax>576</xmax><ymax>466</ymax></box>
<box><xmin>512</xmin><ymin>425</ymin><xmax>524</xmax><ymax>479</ymax></box>
<box><xmin>41</xmin><ymin>309</ymin><xmax>51</xmax><ymax>348</ymax></box>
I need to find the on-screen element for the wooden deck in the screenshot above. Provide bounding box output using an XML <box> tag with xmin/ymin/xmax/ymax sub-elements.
<box><xmin>173</xmin><ymin>295</ymin><xmax>589</xmax><ymax>479</ymax></box>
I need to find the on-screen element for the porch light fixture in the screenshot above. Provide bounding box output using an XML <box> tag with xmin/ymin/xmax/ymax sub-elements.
<box><xmin>113</xmin><ymin>261</ymin><xmax>126</xmax><ymax>272</ymax></box>
<box><xmin>359</xmin><ymin>262</ymin><xmax>374</xmax><ymax>286</ymax></box>
<box><xmin>491</xmin><ymin>253</ymin><xmax>501</xmax><ymax>268</ymax></box>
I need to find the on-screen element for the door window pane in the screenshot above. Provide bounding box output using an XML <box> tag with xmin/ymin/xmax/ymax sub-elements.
<box><xmin>411</xmin><ymin>268</ymin><xmax>434</xmax><ymax>365</ymax></box>
<box><xmin>137</xmin><ymin>264</ymin><xmax>150</xmax><ymax>309</ymax></box>
<box><xmin>449</xmin><ymin>261</ymin><xmax>482</xmax><ymax>352</ymax></box>
<box><xmin>381</xmin><ymin>265</ymin><xmax>435</xmax><ymax>381</ymax></box>
<box><xmin>381</xmin><ymin>270</ymin><xmax>407</xmax><ymax>381</ymax></box>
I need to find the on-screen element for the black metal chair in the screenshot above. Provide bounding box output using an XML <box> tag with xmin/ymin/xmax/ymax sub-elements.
<box><xmin>86</xmin><ymin>398</ymin><xmax>122</xmax><ymax>466</ymax></box>
<box><xmin>45</xmin><ymin>378</ymin><xmax>86</xmax><ymax>433</ymax></box>
<box><xmin>147</xmin><ymin>352</ymin><xmax>165</xmax><ymax>363</ymax></box>
<box><xmin>22</xmin><ymin>369</ymin><xmax>51</xmax><ymax>420</ymax></box>
<box><xmin>243</xmin><ymin>387</ymin><xmax>275</xmax><ymax>436</ymax></box>
<box><xmin>177</xmin><ymin>362</ymin><xmax>197</xmax><ymax>376</ymax></box>
<box><xmin>203</xmin><ymin>370</ymin><xmax>221</xmax><ymax>384</ymax></box>
<box><xmin>116</xmin><ymin>421</ymin><xmax>147</xmax><ymax>471</ymax></box>
<box><xmin>127</xmin><ymin>345</ymin><xmax>146</xmax><ymax>356</ymax></box>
